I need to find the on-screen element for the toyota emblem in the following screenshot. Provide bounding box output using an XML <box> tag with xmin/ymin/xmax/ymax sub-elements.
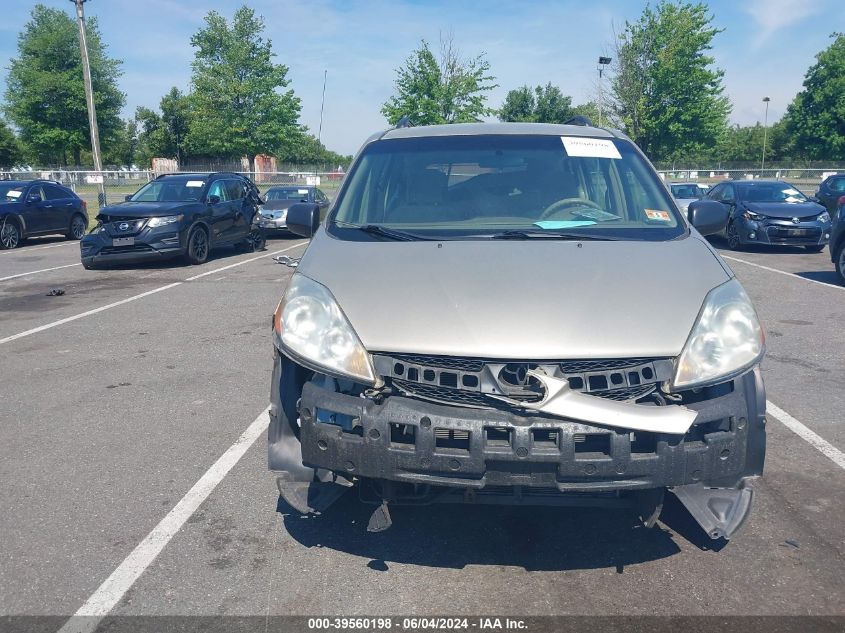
<box><xmin>119</xmin><ymin>222</ymin><xmax>129</xmax><ymax>230</ymax></box>
<box><xmin>791</xmin><ymin>217</ymin><xmax>799</xmax><ymax>224</ymax></box>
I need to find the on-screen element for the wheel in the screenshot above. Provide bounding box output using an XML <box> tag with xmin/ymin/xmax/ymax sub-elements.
<box><xmin>725</xmin><ymin>221</ymin><xmax>743</xmax><ymax>250</ymax></box>
<box><xmin>835</xmin><ymin>242</ymin><xmax>845</xmax><ymax>286</ymax></box>
<box><xmin>183</xmin><ymin>226</ymin><xmax>209</xmax><ymax>265</ymax></box>
<box><xmin>804</xmin><ymin>245</ymin><xmax>825</xmax><ymax>253</ymax></box>
<box><xmin>0</xmin><ymin>218</ymin><xmax>21</xmax><ymax>249</ymax></box>
<box><xmin>238</xmin><ymin>226</ymin><xmax>266</xmax><ymax>253</ymax></box>
<box><xmin>67</xmin><ymin>214</ymin><xmax>87</xmax><ymax>240</ymax></box>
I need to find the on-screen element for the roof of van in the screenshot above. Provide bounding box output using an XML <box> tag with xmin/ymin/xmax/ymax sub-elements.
<box><xmin>379</xmin><ymin>122</ymin><xmax>620</xmax><ymax>141</ymax></box>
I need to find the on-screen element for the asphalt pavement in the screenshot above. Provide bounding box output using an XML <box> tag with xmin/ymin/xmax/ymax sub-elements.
<box><xmin>0</xmin><ymin>234</ymin><xmax>843</xmax><ymax>631</ymax></box>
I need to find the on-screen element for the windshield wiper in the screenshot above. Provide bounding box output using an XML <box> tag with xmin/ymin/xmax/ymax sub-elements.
<box><xmin>338</xmin><ymin>223</ymin><xmax>430</xmax><ymax>241</ymax></box>
<box><xmin>491</xmin><ymin>230</ymin><xmax>622</xmax><ymax>241</ymax></box>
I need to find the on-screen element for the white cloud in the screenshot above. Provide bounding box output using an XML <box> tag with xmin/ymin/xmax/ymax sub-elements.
<box><xmin>743</xmin><ymin>0</ymin><xmax>827</xmax><ymax>48</ymax></box>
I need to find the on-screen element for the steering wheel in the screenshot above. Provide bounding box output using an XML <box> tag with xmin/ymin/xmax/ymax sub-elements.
<box><xmin>538</xmin><ymin>197</ymin><xmax>602</xmax><ymax>221</ymax></box>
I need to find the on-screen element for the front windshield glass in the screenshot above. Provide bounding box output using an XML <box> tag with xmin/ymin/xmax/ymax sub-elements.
<box><xmin>671</xmin><ymin>184</ymin><xmax>703</xmax><ymax>199</ymax></box>
<box><xmin>331</xmin><ymin>134</ymin><xmax>683</xmax><ymax>241</ymax></box>
<box><xmin>0</xmin><ymin>184</ymin><xmax>26</xmax><ymax>202</ymax></box>
<box><xmin>130</xmin><ymin>178</ymin><xmax>206</xmax><ymax>202</ymax></box>
<box><xmin>738</xmin><ymin>182</ymin><xmax>808</xmax><ymax>204</ymax></box>
<box><xmin>266</xmin><ymin>188</ymin><xmax>310</xmax><ymax>201</ymax></box>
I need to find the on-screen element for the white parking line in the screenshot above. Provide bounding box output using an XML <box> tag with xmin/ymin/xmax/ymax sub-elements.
<box><xmin>767</xmin><ymin>400</ymin><xmax>845</xmax><ymax>471</ymax></box>
<box><xmin>0</xmin><ymin>240</ymin><xmax>76</xmax><ymax>254</ymax></box>
<box><xmin>0</xmin><ymin>242</ymin><xmax>306</xmax><ymax>346</ymax></box>
<box><xmin>0</xmin><ymin>262</ymin><xmax>81</xmax><ymax>282</ymax></box>
<box><xmin>722</xmin><ymin>254</ymin><xmax>843</xmax><ymax>291</ymax></box>
<box><xmin>56</xmin><ymin>406</ymin><xmax>271</xmax><ymax>633</ymax></box>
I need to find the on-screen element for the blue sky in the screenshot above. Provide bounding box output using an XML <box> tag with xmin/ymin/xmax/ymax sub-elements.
<box><xmin>0</xmin><ymin>0</ymin><xmax>836</xmax><ymax>156</ymax></box>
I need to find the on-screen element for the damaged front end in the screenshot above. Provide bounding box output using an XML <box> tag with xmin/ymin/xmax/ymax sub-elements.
<box><xmin>269</xmin><ymin>347</ymin><xmax>766</xmax><ymax>541</ymax></box>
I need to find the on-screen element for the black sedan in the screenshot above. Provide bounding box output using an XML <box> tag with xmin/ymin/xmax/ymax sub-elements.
<box><xmin>258</xmin><ymin>185</ymin><xmax>330</xmax><ymax>234</ymax></box>
<box><xmin>80</xmin><ymin>172</ymin><xmax>264</xmax><ymax>269</ymax></box>
<box><xmin>0</xmin><ymin>180</ymin><xmax>88</xmax><ymax>249</ymax></box>
<box><xmin>830</xmin><ymin>200</ymin><xmax>845</xmax><ymax>284</ymax></box>
<box><xmin>706</xmin><ymin>180</ymin><xmax>831</xmax><ymax>252</ymax></box>
<box><xmin>814</xmin><ymin>173</ymin><xmax>845</xmax><ymax>219</ymax></box>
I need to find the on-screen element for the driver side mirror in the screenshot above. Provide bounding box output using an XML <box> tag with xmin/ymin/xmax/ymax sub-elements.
<box><xmin>124</xmin><ymin>194</ymin><xmax>133</xmax><ymax>202</ymax></box>
<box><xmin>287</xmin><ymin>202</ymin><xmax>320</xmax><ymax>238</ymax></box>
<box><xmin>688</xmin><ymin>200</ymin><xmax>729</xmax><ymax>236</ymax></box>
<box><xmin>208</xmin><ymin>195</ymin><xmax>221</xmax><ymax>205</ymax></box>
<box><xmin>27</xmin><ymin>193</ymin><xmax>42</xmax><ymax>204</ymax></box>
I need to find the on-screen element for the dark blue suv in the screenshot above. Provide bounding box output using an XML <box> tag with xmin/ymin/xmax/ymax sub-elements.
<box><xmin>0</xmin><ymin>180</ymin><xmax>88</xmax><ymax>249</ymax></box>
<box><xmin>80</xmin><ymin>173</ymin><xmax>265</xmax><ymax>269</ymax></box>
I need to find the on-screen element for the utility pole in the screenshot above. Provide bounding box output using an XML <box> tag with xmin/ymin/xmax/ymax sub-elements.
<box><xmin>70</xmin><ymin>0</ymin><xmax>106</xmax><ymax>207</ymax></box>
<box><xmin>597</xmin><ymin>56</ymin><xmax>612</xmax><ymax>127</ymax></box>
<box><xmin>761</xmin><ymin>96</ymin><xmax>771</xmax><ymax>175</ymax></box>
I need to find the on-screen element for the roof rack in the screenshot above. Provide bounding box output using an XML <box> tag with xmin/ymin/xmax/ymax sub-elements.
<box><xmin>563</xmin><ymin>115</ymin><xmax>595</xmax><ymax>127</ymax></box>
<box><xmin>394</xmin><ymin>116</ymin><xmax>415</xmax><ymax>129</ymax></box>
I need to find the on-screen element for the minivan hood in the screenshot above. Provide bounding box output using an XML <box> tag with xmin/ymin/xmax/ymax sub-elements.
<box><xmin>297</xmin><ymin>231</ymin><xmax>732</xmax><ymax>360</ymax></box>
<box><xmin>744</xmin><ymin>201</ymin><xmax>824</xmax><ymax>218</ymax></box>
<box><xmin>97</xmin><ymin>201</ymin><xmax>197</xmax><ymax>218</ymax></box>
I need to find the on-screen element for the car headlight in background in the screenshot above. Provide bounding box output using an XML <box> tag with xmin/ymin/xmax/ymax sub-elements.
<box><xmin>147</xmin><ymin>214</ymin><xmax>183</xmax><ymax>227</ymax></box>
<box><xmin>273</xmin><ymin>274</ymin><xmax>376</xmax><ymax>384</ymax></box>
<box><xmin>672</xmin><ymin>279</ymin><xmax>764</xmax><ymax>390</ymax></box>
<box><xmin>817</xmin><ymin>211</ymin><xmax>831</xmax><ymax>223</ymax></box>
<box><xmin>743</xmin><ymin>210</ymin><xmax>767</xmax><ymax>221</ymax></box>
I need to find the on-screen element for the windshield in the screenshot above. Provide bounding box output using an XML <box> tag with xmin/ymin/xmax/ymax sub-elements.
<box><xmin>738</xmin><ymin>182</ymin><xmax>808</xmax><ymax>204</ymax></box>
<box><xmin>0</xmin><ymin>184</ymin><xmax>26</xmax><ymax>202</ymax></box>
<box><xmin>330</xmin><ymin>134</ymin><xmax>684</xmax><ymax>241</ymax></box>
<box><xmin>266</xmin><ymin>188</ymin><xmax>310</xmax><ymax>201</ymax></box>
<box><xmin>130</xmin><ymin>178</ymin><xmax>206</xmax><ymax>202</ymax></box>
<box><xmin>670</xmin><ymin>184</ymin><xmax>703</xmax><ymax>199</ymax></box>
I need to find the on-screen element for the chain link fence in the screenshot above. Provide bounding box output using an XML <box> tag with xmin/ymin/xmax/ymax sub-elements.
<box><xmin>657</xmin><ymin>167</ymin><xmax>842</xmax><ymax>193</ymax></box>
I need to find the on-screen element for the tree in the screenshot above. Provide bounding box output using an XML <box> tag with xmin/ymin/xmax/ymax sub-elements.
<box><xmin>186</xmin><ymin>5</ymin><xmax>301</xmax><ymax>173</ymax></box>
<box><xmin>102</xmin><ymin>118</ymin><xmax>138</xmax><ymax>167</ymax></box>
<box><xmin>609</xmin><ymin>1</ymin><xmax>730</xmax><ymax>162</ymax></box>
<box><xmin>781</xmin><ymin>33</ymin><xmax>845</xmax><ymax>160</ymax></box>
<box><xmin>160</xmin><ymin>88</ymin><xmax>190</xmax><ymax>164</ymax></box>
<box><xmin>382</xmin><ymin>35</ymin><xmax>497</xmax><ymax>125</ymax></box>
<box><xmin>499</xmin><ymin>83</ymin><xmax>575</xmax><ymax>123</ymax></box>
<box><xmin>0</xmin><ymin>120</ymin><xmax>23</xmax><ymax>169</ymax></box>
<box><xmin>4</xmin><ymin>4</ymin><xmax>125</xmax><ymax>166</ymax></box>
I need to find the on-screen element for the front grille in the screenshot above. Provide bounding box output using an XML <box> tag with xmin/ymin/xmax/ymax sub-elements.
<box><xmin>379</xmin><ymin>353</ymin><xmax>671</xmax><ymax>410</ymax></box>
<box><xmin>99</xmin><ymin>244</ymin><xmax>155</xmax><ymax>255</ymax></box>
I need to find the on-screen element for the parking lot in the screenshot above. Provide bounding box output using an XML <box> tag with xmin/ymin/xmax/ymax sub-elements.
<box><xmin>1</xmin><ymin>233</ymin><xmax>843</xmax><ymax>628</ymax></box>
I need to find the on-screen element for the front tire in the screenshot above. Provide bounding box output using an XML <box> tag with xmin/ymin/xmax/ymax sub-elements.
<box><xmin>183</xmin><ymin>226</ymin><xmax>209</xmax><ymax>265</ymax></box>
<box><xmin>0</xmin><ymin>218</ymin><xmax>21</xmax><ymax>249</ymax></box>
<box><xmin>67</xmin><ymin>214</ymin><xmax>87</xmax><ymax>240</ymax></box>
<box><xmin>726</xmin><ymin>221</ymin><xmax>743</xmax><ymax>251</ymax></box>
<box><xmin>239</xmin><ymin>226</ymin><xmax>266</xmax><ymax>253</ymax></box>
<box><xmin>835</xmin><ymin>242</ymin><xmax>845</xmax><ymax>286</ymax></box>
<box><xmin>804</xmin><ymin>245</ymin><xmax>825</xmax><ymax>253</ymax></box>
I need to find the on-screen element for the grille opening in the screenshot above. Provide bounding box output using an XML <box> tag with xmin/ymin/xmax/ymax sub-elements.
<box><xmin>628</xmin><ymin>371</ymin><xmax>641</xmax><ymax>386</ymax></box>
<box><xmin>588</xmin><ymin>375</ymin><xmax>608</xmax><ymax>391</ymax></box>
<box><xmin>423</xmin><ymin>369</ymin><xmax>436</xmax><ymax>382</ymax></box>
<box><xmin>439</xmin><ymin>372</ymin><xmax>458</xmax><ymax>388</ymax></box>
<box><xmin>407</xmin><ymin>368</ymin><xmax>419</xmax><ymax>381</ymax></box>
<box><xmin>685</xmin><ymin>418</ymin><xmax>731</xmax><ymax>444</ymax></box>
<box><xmin>568</xmin><ymin>376</ymin><xmax>584</xmax><ymax>390</ymax></box>
<box><xmin>389</xmin><ymin>423</ymin><xmax>415</xmax><ymax>448</ymax></box>
<box><xmin>532</xmin><ymin>428</ymin><xmax>560</xmax><ymax>449</ymax></box>
<box><xmin>435</xmin><ymin>428</ymin><xmax>470</xmax><ymax>452</ymax></box>
<box><xmin>610</xmin><ymin>372</ymin><xmax>624</xmax><ymax>385</ymax></box>
<box><xmin>462</xmin><ymin>375</ymin><xmax>479</xmax><ymax>388</ymax></box>
<box><xmin>630</xmin><ymin>432</ymin><xmax>657</xmax><ymax>454</ymax></box>
<box><xmin>393</xmin><ymin>362</ymin><xmax>405</xmax><ymax>376</ymax></box>
<box><xmin>484</xmin><ymin>426</ymin><xmax>511</xmax><ymax>447</ymax></box>
<box><xmin>574</xmin><ymin>433</ymin><xmax>610</xmax><ymax>459</ymax></box>
<box><xmin>641</xmin><ymin>366</ymin><xmax>654</xmax><ymax>380</ymax></box>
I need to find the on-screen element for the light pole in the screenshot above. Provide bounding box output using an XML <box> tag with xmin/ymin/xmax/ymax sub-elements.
<box><xmin>597</xmin><ymin>56</ymin><xmax>612</xmax><ymax>127</ymax></box>
<box><xmin>761</xmin><ymin>96</ymin><xmax>771</xmax><ymax>175</ymax></box>
<box><xmin>70</xmin><ymin>0</ymin><xmax>105</xmax><ymax>207</ymax></box>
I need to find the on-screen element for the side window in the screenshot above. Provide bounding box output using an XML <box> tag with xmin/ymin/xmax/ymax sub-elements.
<box><xmin>722</xmin><ymin>184</ymin><xmax>735</xmax><ymax>201</ymax></box>
<box><xmin>831</xmin><ymin>178</ymin><xmax>845</xmax><ymax>193</ymax></box>
<box><xmin>317</xmin><ymin>189</ymin><xmax>327</xmax><ymax>203</ymax></box>
<box><xmin>225</xmin><ymin>179</ymin><xmax>245</xmax><ymax>201</ymax></box>
<box><xmin>27</xmin><ymin>185</ymin><xmax>45</xmax><ymax>202</ymax></box>
<box><xmin>207</xmin><ymin>180</ymin><xmax>228</xmax><ymax>202</ymax></box>
<box><xmin>43</xmin><ymin>184</ymin><xmax>68</xmax><ymax>200</ymax></box>
<box><xmin>707</xmin><ymin>184</ymin><xmax>722</xmax><ymax>200</ymax></box>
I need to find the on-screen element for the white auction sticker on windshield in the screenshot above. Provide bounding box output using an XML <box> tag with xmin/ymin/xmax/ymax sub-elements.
<box><xmin>185</xmin><ymin>180</ymin><xmax>205</xmax><ymax>188</ymax></box>
<box><xmin>297</xmin><ymin>189</ymin><xmax>309</xmax><ymax>194</ymax></box>
<box><xmin>6</xmin><ymin>190</ymin><xmax>22</xmax><ymax>198</ymax></box>
<box><xmin>561</xmin><ymin>136</ymin><xmax>622</xmax><ymax>159</ymax></box>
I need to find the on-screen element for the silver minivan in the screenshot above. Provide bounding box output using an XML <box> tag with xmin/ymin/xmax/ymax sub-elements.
<box><xmin>269</xmin><ymin>122</ymin><xmax>766</xmax><ymax>542</ymax></box>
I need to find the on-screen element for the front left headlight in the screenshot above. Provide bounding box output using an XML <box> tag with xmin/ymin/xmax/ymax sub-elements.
<box><xmin>273</xmin><ymin>273</ymin><xmax>376</xmax><ymax>384</ymax></box>
<box><xmin>147</xmin><ymin>214</ymin><xmax>182</xmax><ymax>227</ymax></box>
<box><xmin>672</xmin><ymin>279</ymin><xmax>764</xmax><ymax>390</ymax></box>
<box><xmin>817</xmin><ymin>211</ymin><xmax>831</xmax><ymax>223</ymax></box>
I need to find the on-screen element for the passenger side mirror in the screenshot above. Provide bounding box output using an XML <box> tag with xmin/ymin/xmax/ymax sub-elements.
<box><xmin>287</xmin><ymin>202</ymin><xmax>321</xmax><ymax>238</ymax></box>
<box><xmin>687</xmin><ymin>200</ymin><xmax>729</xmax><ymax>236</ymax></box>
<box><xmin>124</xmin><ymin>194</ymin><xmax>133</xmax><ymax>202</ymax></box>
<box><xmin>208</xmin><ymin>195</ymin><xmax>221</xmax><ymax>205</ymax></box>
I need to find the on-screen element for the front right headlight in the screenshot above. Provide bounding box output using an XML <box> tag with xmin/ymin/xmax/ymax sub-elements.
<box><xmin>148</xmin><ymin>214</ymin><xmax>182</xmax><ymax>227</ymax></box>
<box><xmin>273</xmin><ymin>273</ymin><xmax>376</xmax><ymax>384</ymax></box>
<box><xmin>672</xmin><ymin>279</ymin><xmax>764</xmax><ymax>390</ymax></box>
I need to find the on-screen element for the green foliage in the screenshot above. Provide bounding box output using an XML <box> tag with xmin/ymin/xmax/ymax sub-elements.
<box><xmin>0</xmin><ymin>120</ymin><xmax>23</xmax><ymax>169</ymax></box>
<box><xmin>499</xmin><ymin>84</ymin><xmax>574</xmax><ymax>123</ymax></box>
<box><xmin>382</xmin><ymin>37</ymin><xmax>497</xmax><ymax>126</ymax></box>
<box><xmin>102</xmin><ymin>118</ymin><xmax>138</xmax><ymax>167</ymax></box>
<box><xmin>280</xmin><ymin>132</ymin><xmax>351</xmax><ymax>168</ymax></box>
<box><xmin>498</xmin><ymin>86</ymin><xmax>535</xmax><ymax>122</ymax></box>
<box><xmin>610</xmin><ymin>1</ymin><xmax>730</xmax><ymax>162</ymax></box>
<box><xmin>186</xmin><ymin>5</ymin><xmax>301</xmax><ymax>172</ymax></box>
<box><xmin>781</xmin><ymin>33</ymin><xmax>845</xmax><ymax>160</ymax></box>
<box><xmin>3</xmin><ymin>4</ymin><xmax>125</xmax><ymax>166</ymax></box>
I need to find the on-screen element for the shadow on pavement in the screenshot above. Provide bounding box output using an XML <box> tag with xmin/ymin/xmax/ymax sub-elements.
<box><xmin>277</xmin><ymin>491</ymin><xmax>702</xmax><ymax>572</ymax></box>
<box><xmin>794</xmin><ymin>270</ymin><xmax>841</xmax><ymax>286</ymax></box>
